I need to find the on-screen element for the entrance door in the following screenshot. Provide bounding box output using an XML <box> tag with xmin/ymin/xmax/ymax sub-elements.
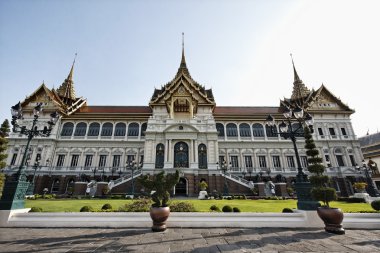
<box><xmin>175</xmin><ymin>177</ymin><xmax>187</xmax><ymax>196</ymax></box>
<box><xmin>174</xmin><ymin>142</ymin><xmax>189</xmax><ymax>168</ymax></box>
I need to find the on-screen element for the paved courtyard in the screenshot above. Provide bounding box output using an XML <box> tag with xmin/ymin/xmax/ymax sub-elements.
<box><xmin>0</xmin><ymin>227</ymin><xmax>379</xmax><ymax>252</ymax></box>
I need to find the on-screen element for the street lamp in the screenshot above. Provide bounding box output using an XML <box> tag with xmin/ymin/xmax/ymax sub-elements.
<box><xmin>92</xmin><ymin>168</ymin><xmax>97</xmax><ymax>180</ymax></box>
<box><xmin>356</xmin><ymin>160</ymin><xmax>380</xmax><ymax>197</ymax></box>
<box><xmin>265</xmin><ymin>106</ymin><xmax>320</xmax><ymax>210</ymax></box>
<box><xmin>242</xmin><ymin>168</ymin><xmax>247</xmax><ymax>179</ymax></box>
<box><xmin>0</xmin><ymin>102</ymin><xmax>59</xmax><ymax>210</ymax></box>
<box><xmin>126</xmin><ymin>159</ymin><xmax>142</xmax><ymax>196</ymax></box>
<box><xmin>25</xmin><ymin>157</ymin><xmax>41</xmax><ymax>195</ymax></box>
<box><xmin>247</xmin><ymin>167</ymin><xmax>253</xmax><ymax>181</ymax></box>
<box><xmin>217</xmin><ymin>160</ymin><xmax>229</xmax><ymax>196</ymax></box>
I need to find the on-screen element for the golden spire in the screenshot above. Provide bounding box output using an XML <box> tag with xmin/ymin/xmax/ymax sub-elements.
<box><xmin>290</xmin><ymin>54</ymin><xmax>310</xmax><ymax>100</ymax></box>
<box><xmin>57</xmin><ymin>54</ymin><xmax>77</xmax><ymax>102</ymax></box>
<box><xmin>176</xmin><ymin>33</ymin><xmax>190</xmax><ymax>77</ymax></box>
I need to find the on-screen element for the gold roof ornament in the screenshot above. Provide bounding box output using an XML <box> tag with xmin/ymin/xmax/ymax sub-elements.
<box><xmin>290</xmin><ymin>54</ymin><xmax>311</xmax><ymax>101</ymax></box>
<box><xmin>175</xmin><ymin>32</ymin><xmax>191</xmax><ymax>78</ymax></box>
<box><xmin>57</xmin><ymin>54</ymin><xmax>77</xmax><ymax>103</ymax></box>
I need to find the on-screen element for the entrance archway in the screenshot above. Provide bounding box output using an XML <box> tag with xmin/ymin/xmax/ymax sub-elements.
<box><xmin>174</xmin><ymin>142</ymin><xmax>189</xmax><ymax>168</ymax></box>
<box><xmin>175</xmin><ymin>177</ymin><xmax>187</xmax><ymax>196</ymax></box>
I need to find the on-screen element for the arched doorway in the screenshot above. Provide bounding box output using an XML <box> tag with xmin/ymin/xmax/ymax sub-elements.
<box><xmin>175</xmin><ymin>177</ymin><xmax>187</xmax><ymax>196</ymax></box>
<box><xmin>174</xmin><ymin>142</ymin><xmax>189</xmax><ymax>168</ymax></box>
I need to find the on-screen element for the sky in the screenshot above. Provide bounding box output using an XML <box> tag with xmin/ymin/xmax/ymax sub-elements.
<box><xmin>0</xmin><ymin>0</ymin><xmax>379</xmax><ymax>137</ymax></box>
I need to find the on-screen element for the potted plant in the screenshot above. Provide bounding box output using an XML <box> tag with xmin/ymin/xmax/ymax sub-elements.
<box><xmin>287</xmin><ymin>187</ymin><xmax>294</xmax><ymax>197</ymax></box>
<box><xmin>199</xmin><ymin>181</ymin><xmax>208</xmax><ymax>191</ymax></box>
<box><xmin>353</xmin><ymin>182</ymin><xmax>367</xmax><ymax>193</ymax></box>
<box><xmin>137</xmin><ymin>170</ymin><xmax>179</xmax><ymax>232</ymax></box>
<box><xmin>304</xmin><ymin>126</ymin><xmax>344</xmax><ymax>234</ymax></box>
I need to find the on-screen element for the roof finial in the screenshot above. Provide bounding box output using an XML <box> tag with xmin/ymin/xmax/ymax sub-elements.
<box><xmin>57</xmin><ymin>54</ymin><xmax>77</xmax><ymax>102</ymax></box>
<box><xmin>67</xmin><ymin>53</ymin><xmax>77</xmax><ymax>81</ymax></box>
<box><xmin>182</xmin><ymin>32</ymin><xmax>184</xmax><ymax>51</ymax></box>
<box><xmin>290</xmin><ymin>53</ymin><xmax>300</xmax><ymax>82</ymax></box>
<box><xmin>290</xmin><ymin>53</ymin><xmax>310</xmax><ymax>101</ymax></box>
<box><xmin>180</xmin><ymin>32</ymin><xmax>187</xmax><ymax>68</ymax></box>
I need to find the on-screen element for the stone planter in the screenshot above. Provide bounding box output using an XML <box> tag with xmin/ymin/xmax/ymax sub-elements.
<box><xmin>150</xmin><ymin>206</ymin><xmax>170</xmax><ymax>232</ymax></box>
<box><xmin>317</xmin><ymin>206</ymin><xmax>345</xmax><ymax>234</ymax></box>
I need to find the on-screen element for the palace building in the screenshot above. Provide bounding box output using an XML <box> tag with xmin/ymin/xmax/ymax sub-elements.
<box><xmin>3</xmin><ymin>46</ymin><xmax>367</xmax><ymax>197</ymax></box>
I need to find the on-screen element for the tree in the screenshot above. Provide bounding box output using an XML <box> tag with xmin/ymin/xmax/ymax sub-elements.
<box><xmin>304</xmin><ymin>126</ymin><xmax>337</xmax><ymax>207</ymax></box>
<box><xmin>0</xmin><ymin>119</ymin><xmax>10</xmax><ymax>194</ymax></box>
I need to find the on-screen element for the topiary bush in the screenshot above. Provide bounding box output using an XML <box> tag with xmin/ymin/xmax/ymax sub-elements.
<box><xmin>233</xmin><ymin>207</ymin><xmax>241</xmax><ymax>212</ymax></box>
<box><xmin>210</xmin><ymin>205</ymin><xmax>218</xmax><ymax>211</ymax></box>
<box><xmin>169</xmin><ymin>202</ymin><xmax>196</xmax><ymax>212</ymax></box>
<box><xmin>304</xmin><ymin>126</ymin><xmax>336</xmax><ymax>207</ymax></box>
<box><xmin>29</xmin><ymin>207</ymin><xmax>43</xmax><ymax>212</ymax></box>
<box><xmin>222</xmin><ymin>205</ymin><xmax>233</xmax><ymax>212</ymax></box>
<box><xmin>80</xmin><ymin>206</ymin><xmax>94</xmax><ymax>212</ymax></box>
<box><xmin>101</xmin><ymin>203</ymin><xmax>113</xmax><ymax>210</ymax></box>
<box><xmin>282</xmin><ymin>208</ymin><xmax>294</xmax><ymax>213</ymax></box>
<box><xmin>371</xmin><ymin>200</ymin><xmax>380</xmax><ymax>211</ymax></box>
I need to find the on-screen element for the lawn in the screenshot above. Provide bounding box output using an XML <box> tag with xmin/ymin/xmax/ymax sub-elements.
<box><xmin>25</xmin><ymin>198</ymin><xmax>375</xmax><ymax>213</ymax></box>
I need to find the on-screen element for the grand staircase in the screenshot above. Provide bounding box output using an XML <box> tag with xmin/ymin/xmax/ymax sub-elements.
<box><xmin>108</xmin><ymin>169</ymin><xmax>143</xmax><ymax>190</ymax></box>
<box><xmin>221</xmin><ymin>171</ymin><xmax>254</xmax><ymax>189</ymax></box>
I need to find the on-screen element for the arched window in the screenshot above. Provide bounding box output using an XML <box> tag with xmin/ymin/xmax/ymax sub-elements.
<box><xmin>252</xmin><ymin>123</ymin><xmax>264</xmax><ymax>137</ymax></box>
<box><xmin>128</xmin><ymin>123</ymin><xmax>139</xmax><ymax>136</ymax></box>
<box><xmin>74</xmin><ymin>122</ymin><xmax>87</xmax><ymax>136</ymax></box>
<box><xmin>114</xmin><ymin>123</ymin><xmax>126</xmax><ymax>136</ymax></box>
<box><xmin>239</xmin><ymin>123</ymin><xmax>251</xmax><ymax>137</ymax></box>
<box><xmin>266</xmin><ymin>125</ymin><xmax>278</xmax><ymax>137</ymax></box>
<box><xmin>198</xmin><ymin>144</ymin><xmax>207</xmax><ymax>169</ymax></box>
<box><xmin>51</xmin><ymin>179</ymin><xmax>60</xmax><ymax>193</ymax></box>
<box><xmin>216</xmin><ymin>123</ymin><xmax>225</xmax><ymax>137</ymax></box>
<box><xmin>226</xmin><ymin>123</ymin><xmax>238</xmax><ymax>137</ymax></box>
<box><xmin>61</xmin><ymin>122</ymin><xmax>74</xmax><ymax>136</ymax></box>
<box><xmin>141</xmin><ymin>123</ymin><xmax>147</xmax><ymax>137</ymax></box>
<box><xmin>155</xmin><ymin>143</ymin><xmax>165</xmax><ymax>168</ymax></box>
<box><xmin>88</xmin><ymin>123</ymin><xmax>100</xmax><ymax>136</ymax></box>
<box><xmin>101</xmin><ymin>122</ymin><xmax>113</xmax><ymax>136</ymax></box>
<box><xmin>174</xmin><ymin>142</ymin><xmax>189</xmax><ymax>168</ymax></box>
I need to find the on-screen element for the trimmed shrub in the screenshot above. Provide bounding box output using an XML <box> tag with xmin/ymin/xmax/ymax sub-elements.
<box><xmin>222</xmin><ymin>205</ymin><xmax>233</xmax><ymax>212</ymax></box>
<box><xmin>101</xmin><ymin>203</ymin><xmax>112</xmax><ymax>210</ymax></box>
<box><xmin>29</xmin><ymin>207</ymin><xmax>43</xmax><ymax>212</ymax></box>
<box><xmin>210</xmin><ymin>205</ymin><xmax>218</xmax><ymax>211</ymax></box>
<box><xmin>170</xmin><ymin>202</ymin><xmax>196</xmax><ymax>212</ymax></box>
<box><xmin>338</xmin><ymin>197</ymin><xmax>366</xmax><ymax>203</ymax></box>
<box><xmin>242</xmin><ymin>195</ymin><xmax>247</xmax><ymax>200</ymax></box>
<box><xmin>120</xmin><ymin>199</ymin><xmax>152</xmax><ymax>212</ymax></box>
<box><xmin>282</xmin><ymin>208</ymin><xmax>294</xmax><ymax>213</ymax></box>
<box><xmin>111</xmin><ymin>194</ymin><xmax>124</xmax><ymax>199</ymax></box>
<box><xmin>80</xmin><ymin>206</ymin><xmax>94</xmax><ymax>212</ymax></box>
<box><xmin>371</xmin><ymin>200</ymin><xmax>380</xmax><ymax>211</ymax></box>
<box><xmin>233</xmin><ymin>207</ymin><xmax>241</xmax><ymax>212</ymax></box>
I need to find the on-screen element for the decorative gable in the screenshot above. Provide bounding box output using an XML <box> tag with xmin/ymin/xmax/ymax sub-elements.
<box><xmin>308</xmin><ymin>85</ymin><xmax>354</xmax><ymax>113</ymax></box>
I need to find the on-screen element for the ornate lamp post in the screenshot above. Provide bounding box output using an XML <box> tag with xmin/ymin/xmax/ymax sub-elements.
<box><xmin>356</xmin><ymin>160</ymin><xmax>380</xmax><ymax>197</ymax></box>
<box><xmin>217</xmin><ymin>160</ymin><xmax>229</xmax><ymax>196</ymax></box>
<box><xmin>248</xmin><ymin>167</ymin><xmax>253</xmax><ymax>181</ymax></box>
<box><xmin>242</xmin><ymin>168</ymin><xmax>247</xmax><ymax>179</ymax></box>
<box><xmin>265</xmin><ymin>106</ymin><xmax>320</xmax><ymax>210</ymax></box>
<box><xmin>126</xmin><ymin>159</ymin><xmax>142</xmax><ymax>196</ymax></box>
<box><xmin>0</xmin><ymin>102</ymin><xmax>59</xmax><ymax>210</ymax></box>
<box><xmin>118</xmin><ymin>168</ymin><xmax>123</xmax><ymax>178</ymax></box>
<box><xmin>92</xmin><ymin>168</ymin><xmax>97</xmax><ymax>180</ymax></box>
<box><xmin>25</xmin><ymin>157</ymin><xmax>41</xmax><ymax>195</ymax></box>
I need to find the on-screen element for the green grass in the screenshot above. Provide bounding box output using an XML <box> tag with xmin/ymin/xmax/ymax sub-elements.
<box><xmin>25</xmin><ymin>198</ymin><xmax>375</xmax><ymax>213</ymax></box>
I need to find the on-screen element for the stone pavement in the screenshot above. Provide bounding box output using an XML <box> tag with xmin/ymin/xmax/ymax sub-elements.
<box><xmin>0</xmin><ymin>227</ymin><xmax>379</xmax><ymax>252</ymax></box>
